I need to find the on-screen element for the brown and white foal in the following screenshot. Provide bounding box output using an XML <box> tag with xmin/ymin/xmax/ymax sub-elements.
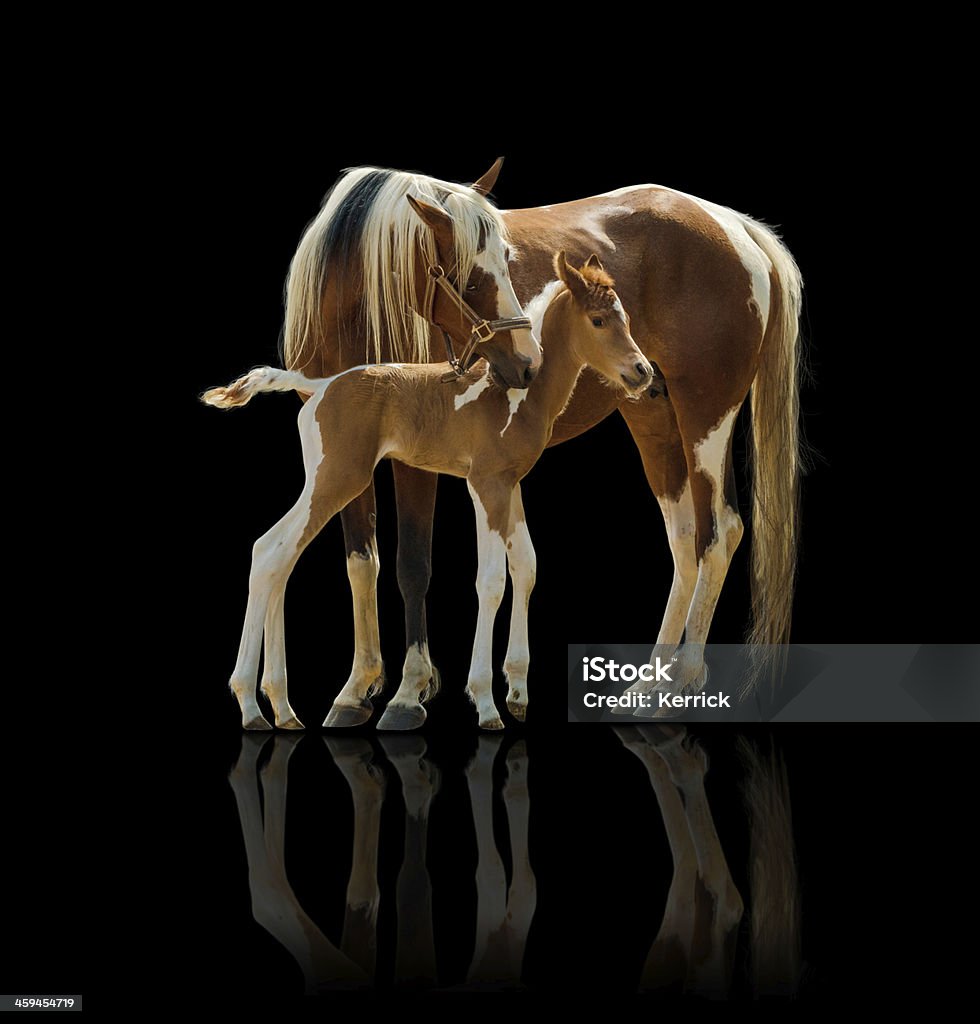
<box><xmin>205</xmin><ymin>253</ymin><xmax>655</xmax><ymax>730</ymax></box>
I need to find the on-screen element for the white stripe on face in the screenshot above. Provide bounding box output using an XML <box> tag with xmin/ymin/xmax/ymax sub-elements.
<box><xmin>474</xmin><ymin>244</ymin><xmax>541</xmax><ymax>363</ymax></box>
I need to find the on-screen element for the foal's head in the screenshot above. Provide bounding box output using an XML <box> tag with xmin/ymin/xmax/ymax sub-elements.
<box><xmin>552</xmin><ymin>252</ymin><xmax>654</xmax><ymax>395</ymax></box>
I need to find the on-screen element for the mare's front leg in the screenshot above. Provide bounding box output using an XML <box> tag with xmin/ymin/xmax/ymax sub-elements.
<box><xmin>324</xmin><ymin>486</ymin><xmax>384</xmax><ymax>728</ymax></box>
<box><xmin>465</xmin><ymin>478</ymin><xmax>513</xmax><ymax>730</ymax></box>
<box><xmin>377</xmin><ymin>464</ymin><xmax>439</xmax><ymax>732</ymax></box>
<box><xmin>502</xmin><ymin>485</ymin><xmax>536</xmax><ymax>722</ymax></box>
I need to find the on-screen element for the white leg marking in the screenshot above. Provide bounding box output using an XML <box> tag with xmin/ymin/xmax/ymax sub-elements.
<box><xmin>655</xmin><ymin>479</ymin><xmax>698</xmax><ymax>648</ymax></box>
<box><xmin>668</xmin><ymin>408</ymin><xmax>743</xmax><ymax>694</ymax></box>
<box><xmin>230</xmin><ymin>494</ymin><xmax>313</xmax><ymax>729</ymax></box>
<box><xmin>260</xmin><ymin>583</ymin><xmax>302</xmax><ymax>727</ymax></box>
<box><xmin>466</xmin><ymin>483</ymin><xmax>507</xmax><ymax>728</ymax></box>
<box><xmin>386</xmin><ymin>640</ymin><xmax>434</xmax><ymax>707</ymax></box>
<box><xmin>503</xmin><ymin>492</ymin><xmax>535</xmax><ymax>715</ymax></box>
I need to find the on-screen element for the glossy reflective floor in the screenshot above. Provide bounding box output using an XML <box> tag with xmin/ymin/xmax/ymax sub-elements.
<box><xmin>227</xmin><ymin>733</ymin><xmax>534</xmax><ymax>992</ymax></box>
<box><xmin>155</xmin><ymin>724</ymin><xmax>977</xmax><ymax>1003</ymax></box>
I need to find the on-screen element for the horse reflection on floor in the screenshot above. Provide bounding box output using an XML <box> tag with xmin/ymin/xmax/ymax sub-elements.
<box><xmin>227</xmin><ymin>733</ymin><xmax>535</xmax><ymax>992</ymax></box>
<box><xmin>613</xmin><ymin>726</ymin><xmax>802</xmax><ymax>999</ymax></box>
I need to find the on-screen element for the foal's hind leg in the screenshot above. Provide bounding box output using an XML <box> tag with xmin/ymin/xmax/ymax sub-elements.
<box><xmin>230</xmin><ymin>492</ymin><xmax>322</xmax><ymax>730</ymax></box>
<box><xmin>503</xmin><ymin>486</ymin><xmax>536</xmax><ymax>722</ymax></box>
<box><xmin>230</xmin><ymin>413</ymin><xmax>377</xmax><ymax>729</ymax></box>
<box><xmin>261</xmin><ymin>583</ymin><xmax>303</xmax><ymax>728</ymax></box>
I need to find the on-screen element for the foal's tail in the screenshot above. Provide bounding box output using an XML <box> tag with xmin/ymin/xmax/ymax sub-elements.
<box><xmin>201</xmin><ymin>367</ymin><xmax>316</xmax><ymax>409</ymax></box>
<box><xmin>740</xmin><ymin>218</ymin><xmax>804</xmax><ymax>679</ymax></box>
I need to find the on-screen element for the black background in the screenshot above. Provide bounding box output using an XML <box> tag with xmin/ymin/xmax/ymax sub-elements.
<box><xmin>13</xmin><ymin>103</ymin><xmax>975</xmax><ymax>1006</ymax></box>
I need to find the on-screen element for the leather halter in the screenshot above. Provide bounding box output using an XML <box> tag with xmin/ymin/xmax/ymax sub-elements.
<box><xmin>421</xmin><ymin>262</ymin><xmax>533</xmax><ymax>378</ymax></box>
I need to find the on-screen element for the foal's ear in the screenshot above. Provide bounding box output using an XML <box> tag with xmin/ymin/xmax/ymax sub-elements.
<box><xmin>585</xmin><ymin>253</ymin><xmax>604</xmax><ymax>271</ymax></box>
<box><xmin>554</xmin><ymin>250</ymin><xmax>589</xmax><ymax>300</ymax></box>
<box><xmin>407</xmin><ymin>195</ymin><xmax>455</xmax><ymax>254</ymax></box>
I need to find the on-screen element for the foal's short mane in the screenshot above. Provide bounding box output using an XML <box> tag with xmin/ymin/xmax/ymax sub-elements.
<box><xmin>283</xmin><ymin>167</ymin><xmax>509</xmax><ymax>370</ymax></box>
<box><xmin>579</xmin><ymin>263</ymin><xmax>615</xmax><ymax>290</ymax></box>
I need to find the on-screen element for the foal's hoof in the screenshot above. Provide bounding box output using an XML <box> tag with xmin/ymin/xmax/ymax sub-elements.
<box><xmin>479</xmin><ymin>715</ymin><xmax>505</xmax><ymax>731</ymax></box>
<box><xmin>376</xmin><ymin>703</ymin><xmax>427</xmax><ymax>732</ymax></box>
<box><xmin>323</xmin><ymin>699</ymin><xmax>374</xmax><ymax>728</ymax></box>
<box><xmin>243</xmin><ymin>714</ymin><xmax>274</xmax><ymax>731</ymax></box>
<box><xmin>506</xmin><ymin>700</ymin><xmax>527</xmax><ymax>722</ymax></box>
<box><xmin>277</xmin><ymin>715</ymin><xmax>306</xmax><ymax>730</ymax></box>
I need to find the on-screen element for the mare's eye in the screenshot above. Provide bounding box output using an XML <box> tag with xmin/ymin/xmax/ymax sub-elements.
<box><xmin>592</xmin><ymin>317</ymin><xmax>604</xmax><ymax>328</ymax></box>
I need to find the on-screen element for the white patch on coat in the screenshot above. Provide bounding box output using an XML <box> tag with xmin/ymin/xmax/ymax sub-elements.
<box><xmin>689</xmin><ymin>200</ymin><xmax>771</xmax><ymax>328</ymax></box>
<box><xmin>454</xmin><ymin>366</ymin><xmax>492</xmax><ymax>410</ymax></box>
<box><xmin>501</xmin><ymin>388</ymin><xmax>528</xmax><ymax>436</ymax></box>
<box><xmin>593</xmin><ymin>183</ymin><xmax>770</xmax><ymax>327</ymax></box>
<box><xmin>523</xmin><ymin>279</ymin><xmax>562</xmax><ymax>337</ymax></box>
<box><xmin>694</xmin><ymin>407</ymin><xmax>740</xmax><ymax>484</ymax></box>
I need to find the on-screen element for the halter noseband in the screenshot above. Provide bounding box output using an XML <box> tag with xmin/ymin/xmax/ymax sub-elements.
<box><xmin>421</xmin><ymin>263</ymin><xmax>533</xmax><ymax>378</ymax></box>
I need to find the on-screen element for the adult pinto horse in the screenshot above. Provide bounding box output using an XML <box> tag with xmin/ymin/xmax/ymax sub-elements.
<box><xmin>284</xmin><ymin>161</ymin><xmax>802</xmax><ymax>728</ymax></box>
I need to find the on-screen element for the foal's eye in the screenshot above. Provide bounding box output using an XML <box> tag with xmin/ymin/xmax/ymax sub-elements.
<box><xmin>592</xmin><ymin>317</ymin><xmax>604</xmax><ymax>328</ymax></box>
<box><xmin>466</xmin><ymin>283</ymin><xmax>478</xmax><ymax>292</ymax></box>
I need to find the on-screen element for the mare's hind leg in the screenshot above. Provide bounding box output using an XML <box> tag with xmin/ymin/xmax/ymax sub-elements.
<box><xmin>503</xmin><ymin>486</ymin><xmax>536</xmax><ymax>722</ymax></box>
<box><xmin>324</xmin><ymin>488</ymin><xmax>384</xmax><ymax>728</ymax></box>
<box><xmin>636</xmin><ymin>393</ymin><xmax>745</xmax><ymax>712</ymax></box>
<box><xmin>377</xmin><ymin>464</ymin><xmax>439</xmax><ymax>732</ymax></box>
<box><xmin>619</xmin><ymin>399</ymin><xmax>698</xmax><ymax>693</ymax></box>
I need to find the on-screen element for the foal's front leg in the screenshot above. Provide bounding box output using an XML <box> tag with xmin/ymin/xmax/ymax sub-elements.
<box><xmin>503</xmin><ymin>485</ymin><xmax>536</xmax><ymax>722</ymax></box>
<box><xmin>465</xmin><ymin>479</ymin><xmax>512</xmax><ymax>730</ymax></box>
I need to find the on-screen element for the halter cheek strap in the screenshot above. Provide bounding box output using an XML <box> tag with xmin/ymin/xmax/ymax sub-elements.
<box><xmin>422</xmin><ymin>263</ymin><xmax>533</xmax><ymax>378</ymax></box>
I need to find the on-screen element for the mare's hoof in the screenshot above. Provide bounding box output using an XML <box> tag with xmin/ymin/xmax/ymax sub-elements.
<box><xmin>323</xmin><ymin>699</ymin><xmax>373</xmax><ymax>728</ymax></box>
<box><xmin>376</xmin><ymin>703</ymin><xmax>427</xmax><ymax>732</ymax></box>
